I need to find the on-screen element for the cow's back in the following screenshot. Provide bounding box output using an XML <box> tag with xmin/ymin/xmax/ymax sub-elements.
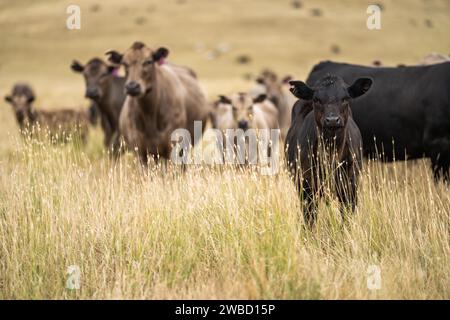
<box><xmin>170</xmin><ymin>64</ymin><xmax>210</xmax><ymax>144</ymax></box>
<box><xmin>253</xmin><ymin>100</ymin><xmax>279</xmax><ymax>130</ymax></box>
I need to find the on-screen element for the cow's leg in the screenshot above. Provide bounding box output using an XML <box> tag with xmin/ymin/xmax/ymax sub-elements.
<box><xmin>424</xmin><ymin>126</ymin><xmax>450</xmax><ymax>183</ymax></box>
<box><xmin>87</xmin><ymin>102</ymin><xmax>99</xmax><ymax>126</ymax></box>
<box><xmin>443</xmin><ymin>158</ymin><xmax>450</xmax><ymax>183</ymax></box>
<box><xmin>430</xmin><ymin>151</ymin><xmax>450</xmax><ymax>183</ymax></box>
<box><xmin>438</xmin><ymin>153</ymin><xmax>450</xmax><ymax>183</ymax></box>
<box><xmin>430</xmin><ymin>153</ymin><xmax>440</xmax><ymax>182</ymax></box>
<box><xmin>110</xmin><ymin>131</ymin><xmax>124</xmax><ymax>159</ymax></box>
<box><xmin>100</xmin><ymin>114</ymin><xmax>113</xmax><ymax>149</ymax></box>
<box><xmin>139</xmin><ymin>151</ymin><xmax>149</xmax><ymax>167</ymax></box>
<box><xmin>336</xmin><ymin>170</ymin><xmax>358</xmax><ymax>223</ymax></box>
<box><xmin>302</xmin><ymin>180</ymin><xmax>318</xmax><ymax>229</ymax></box>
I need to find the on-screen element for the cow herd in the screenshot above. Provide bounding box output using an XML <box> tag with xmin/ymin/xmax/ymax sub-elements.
<box><xmin>3</xmin><ymin>42</ymin><xmax>450</xmax><ymax>227</ymax></box>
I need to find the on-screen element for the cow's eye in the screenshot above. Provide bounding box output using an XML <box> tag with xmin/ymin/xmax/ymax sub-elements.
<box><xmin>143</xmin><ymin>59</ymin><xmax>153</xmax><ymax>66</ymax></box>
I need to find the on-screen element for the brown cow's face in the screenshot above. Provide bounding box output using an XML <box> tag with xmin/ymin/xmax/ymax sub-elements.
<box><xmin>71</xmin><ymin>58</ymin><xmax>116</xmax><ymax>101</ymax></box>
<box><xmin>106</xmin><ymin>42</ymin><xmax>169</xmax><ymax>98</ymax></box>
<box><xmin>217</xmin><ymin>93</ymin><xmax>267</xmax><ymax>131</ymax></box>
<box><xmin>231</xmin><ymin>93</ymin><xmax>254</xmax><ymax>131</ymax></box>
<box><xmin>255</xmin><ymin>70</ymin><xmax>283</xmax><ymax>107</ymax></box>
<box><xmin>122</xmin><ymin>45</ymin><xmax>153</xmax><ymax>97</ymax></box>
<box><xmin>256</xmin><ymin>70</ymin><xmax>291</xmax><ymax>107</ymax></box>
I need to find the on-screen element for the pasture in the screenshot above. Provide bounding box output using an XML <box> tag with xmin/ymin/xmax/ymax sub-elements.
<box><xmin>0</xmin><ymin>0</ymin><xmax>449</xmax><ymax>299</ymax></box>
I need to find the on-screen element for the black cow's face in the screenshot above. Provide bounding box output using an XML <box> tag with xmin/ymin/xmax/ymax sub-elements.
<box><xmin>289</xmin><ymin>75</ymin><xmax>372</xmax><ymax>136</ymax></box>
<box><xmin>311</xmin><ymin>85</ymin><xmax>351</xmax><ymax>133</ymax></box>
<box><xmin>4</xmin><ymin>93</ymin><xmax>33</xmax><ymax>120</ymax></box>
<box><xmin>71</xmin><ymin>58</ymin><xmax>116</xmax><ymax>101</ymax></box>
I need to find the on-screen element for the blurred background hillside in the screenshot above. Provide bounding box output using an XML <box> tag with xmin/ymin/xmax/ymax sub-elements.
<box><xmin>0</xmin><ymin>0</ymin><xmax>449</xmax><ymax>134</ymax></box>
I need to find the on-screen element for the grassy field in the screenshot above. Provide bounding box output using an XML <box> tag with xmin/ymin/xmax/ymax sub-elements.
<box><xmin>0</xmin><ymin>0</ymin><xmax>449</xmax><ymax>299</ymax></box>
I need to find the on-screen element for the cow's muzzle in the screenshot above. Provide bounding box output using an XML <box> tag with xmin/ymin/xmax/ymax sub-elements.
<box><xmin>238</xmin><ymin>120</ymin><xmax>249</xmax><ymax>131</ymax></box>
<box><xmin>125</xmin><ymin>81</ymin><xmax>142</xmax><ymax>97</ymax></box>
<box><xmin>324</xmin><ymin>116</ymin><xmax>343</xmax><ymax>128</ymax></box>
<box><xmin>85</xmin><ymin>88</ymin><xmax>100</xmax><ymax>100</ymax></box>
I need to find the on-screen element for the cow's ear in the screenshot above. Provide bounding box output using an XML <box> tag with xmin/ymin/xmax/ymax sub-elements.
<box><xmin>107</xmin><ymin>65</ymin><xmax>117</xmax><ymax>74</ymax></box>
<box><xmin>348</xmin><ymin>77</ymin><xmax>373</xmax><ymax>98</ymax></box>
<box><xmin>255</xmin><ymin>77</ymin><xmax>265</xmax><ymax>85</ymax></box>
<box><xmin>218</xmin><ymin>95</ymin><xmax>231</xmax><ymax>104</ymax></box>
<box><xmin>153</xmin><ymin>47</ymin><xmax>169</xmax><ymax>63</ymax></box>
<box><xmin>289</xmin><ymin>80</ymin><xmax>314</xmax><ymax>100</ymax></box>
<box><xmin>71</xmin><ymin>60</ymin><xmax>84</xmax><ymax>73</ymax></box>
<box><xmin>105</xmin><ymin>50</ymin><xmax>123</xmax><ymax>64</ymax></box>
<box><xmin>4</xmin><ymin>95</ymin><xmax>12</xmax><ymax>103</ymax></box>
<box><xmin>253</xmin><ymin>94</ymin><xmax>267</xmax><ymax>103</ymax></box>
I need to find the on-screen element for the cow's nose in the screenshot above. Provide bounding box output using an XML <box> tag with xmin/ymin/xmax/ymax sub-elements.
<box><xmin>238</xmin><ymin>120</ymin><xmax>249</xmax><ymax>130</ymax></box>
<box><xmin>324</xmin><ymin>116</ymin><xmax>341</xmax><ymax>127</ymax></box>
<box><xmin>85</xmin><ymin>88</ymin><xmax>100</xmax><ymax>100</ymax></box>
<box><xmin>125</xmin><ymin>82</ymin><xmax>141</xmax><ymax>96</ymax></box>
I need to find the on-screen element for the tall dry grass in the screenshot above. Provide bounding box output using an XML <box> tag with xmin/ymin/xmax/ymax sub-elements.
<box><xmin>0</xmin><ymin>131</ymin><xmax>448</xmax><ymax>299</ymax></box>
<box><xmin>0</xmin><ymin>0</ymin><xmax>449</xmax><ymax>300</ymax></box>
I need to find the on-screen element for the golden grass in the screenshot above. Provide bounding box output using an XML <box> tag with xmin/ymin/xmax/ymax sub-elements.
<box><xmin>0</xmin><ymin>136</ymin><xmax>448</xmax><ymax>299</ymax></box>
<box><xmin>0</xmin><ymin>0</ymin><xmax>449</xmax><ymax>299</ymax></box>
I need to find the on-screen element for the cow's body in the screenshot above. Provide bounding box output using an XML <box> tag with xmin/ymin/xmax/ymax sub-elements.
<box><xmin>107</xmin><ymin>42</ymin><xmax>209</xmax><ymax>164</ymax></box>
<box><xmin>71</xmin><ymin>58</ymin><xmax>126</xmax><ymax>152</ymax></box>
<box><xmin>298</xmin><ymin>61</ymin><xmax>450</xmax><ymax>181</ymax></box>
<box><xmin>211</xmin><ymin>92</ymin><xmax>279</xmax><ymax>165</ymax></box>
<box><xmin>5</xmin><ymin>84</ymin><xmax>89</xmax><ymax>143</ymax></box>
<box><xmin>95</xmin><ymin>75</ymin><xmax>126</xmax><ymax>150</ymax></box>
<box><xmin>420</xmin><ymin>52</ymin><xmax>450</xmax><ymax>65</ymax></box>
<box><xmin>212</xmin><ymin>92</ymin><xmax>279</xmax><ymax>132</ymax></box>
<box><xmin>119</xmin><ymin>64</ymin><xmax>191</xmax><ymax>161</ymax></box>
<box><xmin>285</xmin><ymin>74</ymin><xmax>371</xmax><ymax>227</ymax></box>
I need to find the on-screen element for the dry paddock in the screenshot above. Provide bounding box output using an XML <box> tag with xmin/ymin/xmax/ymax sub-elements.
<box><xmin>0</xmin><ymin>0</ymin><xmax>449</xmax><ymax>299</ymax></box>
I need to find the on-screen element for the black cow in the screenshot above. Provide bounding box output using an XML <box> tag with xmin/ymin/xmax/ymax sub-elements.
<box><xmin>71</xmin><ymin>58</ymin><xmax>126</xmax><ymax>154</ymax></box>
<box><xmin>294</xmin><ymin>60</ymin><xmax>450</xmax><ymax>182</ymax></box>
<box><xmin>285</xmin><ymin>74</ymin><xmax>372</xmax><ymax>228</ymax></box>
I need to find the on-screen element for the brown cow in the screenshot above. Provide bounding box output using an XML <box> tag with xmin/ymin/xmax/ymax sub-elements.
<box><xmin>105</xmin><ymin>41</ymin><xmax>210</xmax><ymax>164</ymax></box>
<box><xmin>4</xmin><ymin>83</ymin><xmax>89</xmax><ymax>143</ymax></box>
<box><xmin>420</xmin><ymin>52</ymin><xmax>450</xmax><ymax>65</ymax></box>
<box><xmin>212</xmin><ymin>92</ymin><xmax>279</xmax><ymax>165</ymax></box>
<box><xmin>214</xmin><ymin>92</ymin><xmax>279</xmax><ymax>131</ymax></box>
<box><xmin>249</xmin><ymin>69</ymin><xmax>296</xmax><ymax>140</ymax></box>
